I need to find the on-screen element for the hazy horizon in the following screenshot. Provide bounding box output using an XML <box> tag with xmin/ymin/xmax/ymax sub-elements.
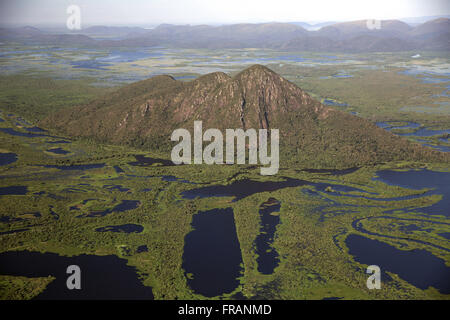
<box><xmin>1</xmin><ymin>0</ymin><xmax>449</xmax><ymax>28</ymax></box>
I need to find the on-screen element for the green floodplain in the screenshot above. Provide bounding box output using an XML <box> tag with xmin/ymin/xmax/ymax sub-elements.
<box><xmin>0</xmin><ymin>45</ymin><xmax>449</xmax><ymax>300</ymax></box>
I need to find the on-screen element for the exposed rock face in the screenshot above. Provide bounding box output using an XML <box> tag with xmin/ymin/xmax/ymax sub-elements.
<box><xmin>42</xmin><ymin>65</ymin><xmax>448</xmax><ymax>168</ymax></box>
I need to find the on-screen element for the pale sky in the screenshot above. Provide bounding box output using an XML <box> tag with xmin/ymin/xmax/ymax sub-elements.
<box><xmin>0</xmin><ymin>0</ymin><xmax>449</xmax><ymax>27</ymax></box>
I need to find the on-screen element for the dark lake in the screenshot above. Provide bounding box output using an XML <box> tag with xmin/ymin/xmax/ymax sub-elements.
<box><xmin>182</xmin><ymin>208</ymin><xmax>243</xmax><ymax>297</ymax></box>
<box><xmin>423</xmin><ymin>144</ymin><xmax>450</xmax><ymax>153</ymax></box>
<box><xmin>0</xmin><ymin>250</ymin><xmax>154</xmax><ymax>299</ymax></box>
<box><xmin>323</xmin><ymin>99</ymin><xmax>348</xmax><ymax>107</ymax></box>
<box><xmin>333</xmin><ymin>74</ymin><xmax>353</xmax><ymax>78</ymax></box>
<box><xmin>79</xmin><ymin>200</ymin><xmax>141</xmax><ymax>218</ymax></box>
<box><xmin>136</xmin><ymin>245</ymin><xmax>148</xmax><ymax>253</ymax></box>
<box><xmin>128</xmin><ymin>155</ymin><xmax>175</xmax><ymax>167</ymax></box>
<box><xmin>346</xmin><ymin>234</ymin><xmax>450</xmax><ymax>294</ymax></box>
<box><xmin>374</xmin><ymin>169</ymin><xmax>450</xmax><ymax>216</ymax></box>
<box><xmin>100</xmin><ymin>50</ymin><xmax>164</xmax><ymax>63</ymax></box>
<box><xmin>255</xmin><ymin>198</ymin><xmax>281</xmax><ymax>275</ymax></box>
<box><xmin>0</xmin><ymin>185</ymin><xmax>28</xmax><ymax>195</ymax></box>
<box><xmin>70</xmin><ymin>60</ymin><xmax>111</xmax><ymax>70</ymax></box>
<box><xmin>0</xmin><ymin>152</ymin><xmax>17</xmax><ymax>166</ymax></box>
<box><xmin>376</xmin><ymin>121</ymin><xmax>450</xmax><ymax>138</ymax></box>
<box><xmin>0</xmin><ymin>127</ymin><xmax>49</xmax><ymax>138</ymax></box>
<box><xmin>46</xmin><ymin>147</ymin><xmax>70</xmax><ymax>155</ymax></box>
<box><xmin>182</xmin><ymin>176</ymin><xmax>378</xmax><ymax>202</ymax></box>
<box><xmin>181</xmin><ymin>177</ymin><xmax>311</xmax><ymax>201</ymax></box>
<box><xmin>45</xmin><ymin>140</ymin><xmax>71</xmax><ymax>144</ymax></box>
<box><xmin>23</xmin><ymin>126</ymin><xmax>47</xmax><ymax>133</ymax></box>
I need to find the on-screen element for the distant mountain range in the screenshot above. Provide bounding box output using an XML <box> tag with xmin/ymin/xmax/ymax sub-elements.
<box><xmin>399</xmin><ymin>15</ymin><xmax>450</xmax><ymax>26</ymax></box>
<box><xmin>1</xmin><ymin>18</ymin><xmax>449</xmax><ymax>52</ymax></box>
<box><xmin>41</xmin><ymin>65</ymin><xmax>448</xmax><ymax>168</ymax></box>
